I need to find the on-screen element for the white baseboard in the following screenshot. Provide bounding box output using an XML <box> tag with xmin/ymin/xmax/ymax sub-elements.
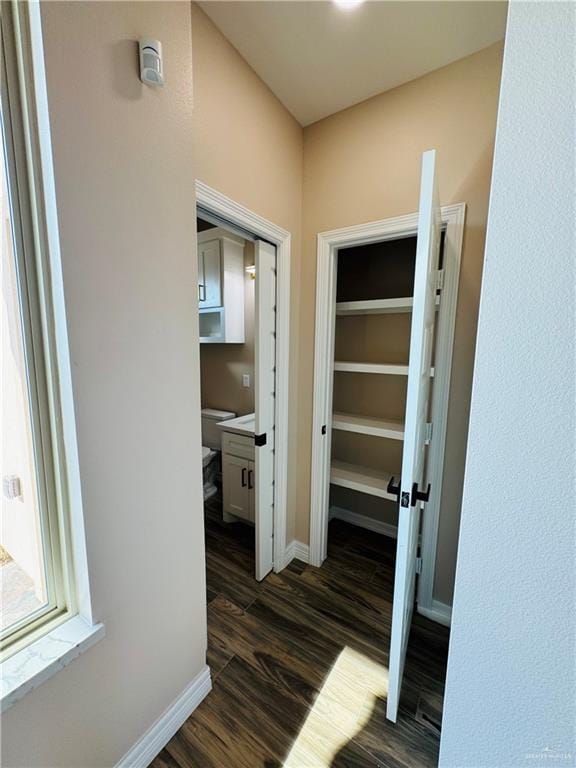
<box><xmin>418</xmin><ymin>599</ymin><xmax>452</xmax><ymax>627</ymax></box>
<box><xmin>283</xmin><ymin>539</ymin><xmax>310</xmax><ymax>567</ymax></box>
<box><xmin>116</xmin><ymin>665</ymin><xmax>212</xmax><ymax>768</ymax></box>
<box><xmin>330</xmin><ymin>505</ymin><xmax>398</xmax><ymax>539</ymax></box>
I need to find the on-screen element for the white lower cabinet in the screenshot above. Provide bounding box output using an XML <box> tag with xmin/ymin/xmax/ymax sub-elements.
<box><xmin>221</xmin><ymin>433</ymin><xmax>255</xmax><ymax>523</ymax></box>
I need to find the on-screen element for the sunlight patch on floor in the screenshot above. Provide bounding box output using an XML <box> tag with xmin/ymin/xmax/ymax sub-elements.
<box><xmin>283</xmin><ymin>646</ymin><xmax>389</xmax><ymax>767</ymax></box>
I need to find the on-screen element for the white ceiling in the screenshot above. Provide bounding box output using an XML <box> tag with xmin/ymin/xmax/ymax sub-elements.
<box><xmin>199</xmin><ymin>1</ymin><xmax>507</xmax><ymax>126</ymax></box>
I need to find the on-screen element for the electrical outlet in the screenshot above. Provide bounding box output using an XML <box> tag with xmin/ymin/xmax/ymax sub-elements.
<box><xmin>242</xmin><ymin>374</ymin><xmax>251</xmax><ymax>388</ymax></box>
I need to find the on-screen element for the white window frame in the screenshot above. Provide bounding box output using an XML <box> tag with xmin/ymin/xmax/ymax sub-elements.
<box><xmin>1</xmin><ymin>1</ymin><xmax>103</xmax><ymax>711</ymax></box>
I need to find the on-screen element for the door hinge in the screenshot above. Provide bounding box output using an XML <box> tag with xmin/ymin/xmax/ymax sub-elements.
<box><xmin>425</xmin><ymin>422</ymin><xmax>433</xmax><ymax>445</ymax></box>
<box><xmin>254</xmin><ymin>433</ymin><xmax>267</xmax><ymax>447</ymax></box>
<box><xmin>435</xmin><ymin>269</ymin><xmax>445</xmax><ymax>291</ymax></box>
<box><xmin>411</xmin><ymin>482</ymin><xmax>431</xmax><ymax>507</ymax></box>
<box><xmin>415</xmin><ymin>556</ymin><xmax>423</xmax><ymax>575</ymax></box>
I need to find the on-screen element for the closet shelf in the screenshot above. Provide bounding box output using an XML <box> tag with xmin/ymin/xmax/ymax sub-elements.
<box><xmin>330</xmin><ymin>460</ymin><xmax>398</xmax><ymax>501</ymax></box>
<box><xmin>334</xmin><ymin>361</ymin><xmax>434</xmax><ymax>377</ymax></box>
<box><xmin>335</xmin><ymin>295</ymin><xmax>440</xmax><ymax>316</ymax></box>
<box><xmin>334</xmin><ymin>361</ymin><xmax>409</xmax><ymax>376</ymax></box>
<box><xmin>336</xmin><ymin>297</ymin><xmax>413</xmax><ymax>315</ymax></box>
<box><xmin>332</xmin><ymin>412</ymin><xmax>404</xmax><ymax>440</ymax></box>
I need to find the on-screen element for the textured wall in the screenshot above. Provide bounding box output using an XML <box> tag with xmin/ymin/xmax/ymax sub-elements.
<box><xmin>189</xmin><ymin>7</ymin><xmax>504</xmax><ymax>605</ymax></box>
<box><xmin>1</xmin><ymin>4</ymin><xmax>206</xmax><ymax>766</ymax></box>
<box><xmin>190</xmin><ymin>4</ymin><xmax>303</xmax><ymax>540</ymax></box>
<box><xmin>300</xmin><ymin>44</ymin><xmax>503</xmax><ymax>604</ymax></box>
<box><xmin>440</xmin><ymin>2</ymin><xmax>575</xmax><ymax>765</ymax></box>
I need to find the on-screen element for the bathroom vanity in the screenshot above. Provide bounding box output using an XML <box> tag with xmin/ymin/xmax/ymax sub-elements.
<box><xmin>217</xmin><ymin>413</ymin><xmax>256</xmax><ymax>523</ymax></box>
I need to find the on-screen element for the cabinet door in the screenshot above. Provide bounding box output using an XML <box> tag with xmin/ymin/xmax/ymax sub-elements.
<box><xmin>222</xmin><ymin>453</ymin><xmax>250</xmax><ymax>521</ymax></box>
<box><xmin>198</xmin><ymin>239</ymin><xmax>222</xmax><ymax>308</ymax></box>
<box><xmin>248</xmin><ymin>460</ymin><xmax>256</xmax><ymax>523</ymax></box>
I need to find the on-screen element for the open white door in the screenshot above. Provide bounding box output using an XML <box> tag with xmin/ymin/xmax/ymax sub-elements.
<box><xmin>254</xmin><ymin>239</ymin><xmax>276</xmax><ymax>581</ymax></box>
<box><xmin>387</xmin><ymin>150</ymin><xmax>442</xmax><ymax>722</ymax></box>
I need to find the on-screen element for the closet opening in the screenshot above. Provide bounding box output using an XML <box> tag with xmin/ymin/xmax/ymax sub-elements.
<box><xmin>330</xmin><ymin>233</ymin><xmax>424</xmax><ymax>537</ymax></box>
<box><xmin>330</xmin><ymin>229</ymin><xmax>446</xmax><ymax>537</ymax></box>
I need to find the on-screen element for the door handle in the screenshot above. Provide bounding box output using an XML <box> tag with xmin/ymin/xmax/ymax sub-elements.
<box><xmin>387</xmin><ymin>476</ymin><xmax>401</xmax><ymax>503</ymax></box>
<box><xmin>248</xmin><ymin>469</ymin><xmax>253</xmax><ymax>490</ymax></box>
<box><xmin>411</xmin><ymin>482</ymin><xmax>431</xmax><ymax>506</ymax></box>
<box><xmin>241</xmin><ymin>467</ymin><xmax>247</xmax><ymax>487</ymax></box>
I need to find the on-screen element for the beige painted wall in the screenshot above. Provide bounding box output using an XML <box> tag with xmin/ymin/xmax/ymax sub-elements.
<box><xmin>200</xmin><ymin>242</ymin><xmax>256</xmax><ymax>416</ymax></box>
<box><xmin>299</xmin><ymin>43</ymin><xmax>504</xmax><ymax>605</ymax></box>
<box><xmin>2</xmin><ymin>6</ymin><xmax>503</xmax><ymax>765</ymax></box>
<box><xmin>1</xmin><ymin>4</ymin><xmax>206</xmax><ymax>767</ymax></box>
<box><xmin>190</xmin><ymin>8</ymin><xmax>502</xmax><ymax>604</ymax></box>
<box><xmin>190</xmin><ymin>3</ymin><xmax>303</xmax><ymax>538</ymax></box>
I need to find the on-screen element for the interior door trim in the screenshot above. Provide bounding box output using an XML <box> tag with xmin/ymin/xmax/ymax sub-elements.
<box><xmin>195</xmin><ymin>180</ymin><xmax>291</xmax><ymax>574</ymax></box>
<box><xmin>309</xmin><ymin>203</ymin><xmax>466</xmax><ymax>621</ymax></box>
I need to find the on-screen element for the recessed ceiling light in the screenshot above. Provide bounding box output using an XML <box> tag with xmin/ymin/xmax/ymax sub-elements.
<box><xmin>333</xmin><ymin>0</ymin><xmax>365</xmax><ymax>9</ymax></box>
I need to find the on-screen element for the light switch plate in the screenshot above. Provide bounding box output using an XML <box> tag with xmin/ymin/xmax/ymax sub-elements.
<box><xmin>242</xmin><ymin>374</ymin><xmax>250</xmax><ymax>388</ymax></box>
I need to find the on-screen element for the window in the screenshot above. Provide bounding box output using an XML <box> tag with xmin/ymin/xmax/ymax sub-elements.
<box><xmin>1</xmin><ymin>2</ymin><xmax>73</xmax><ymax>658</ymax></box>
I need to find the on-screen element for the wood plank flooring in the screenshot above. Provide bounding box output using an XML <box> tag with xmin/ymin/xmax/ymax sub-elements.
<box><xmin>151</xmin><ymin>495</ymin><xmax>450</xmax><ymax>768</ymax></box>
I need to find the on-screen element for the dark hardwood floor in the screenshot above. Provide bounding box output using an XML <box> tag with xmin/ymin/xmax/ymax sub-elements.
<box><xmin>151</xmin><ymin>495</ymin><xmax>450</xmax><ymax>768</ymax></box>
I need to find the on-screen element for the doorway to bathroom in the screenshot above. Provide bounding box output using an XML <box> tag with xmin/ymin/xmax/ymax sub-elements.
<box><xmin>194</xmin><ymin>181</ymin><xmax>291</xmax><ymax>583</ymax></box>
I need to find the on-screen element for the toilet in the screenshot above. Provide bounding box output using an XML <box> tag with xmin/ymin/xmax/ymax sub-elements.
<box><xmin>201</xmin><ymin>408</ymin><xmax>236</xmax><ymax>500</ymax></box>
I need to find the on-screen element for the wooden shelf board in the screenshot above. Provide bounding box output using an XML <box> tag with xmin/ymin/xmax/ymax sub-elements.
<box><xmin>330</xmin><ymin>460</ymin><xmax>398</xmax><ymax>502</ymax></box>
<box><xmin>334</xmin><ymin>361</ymin><xmax>434</xmax><ymax>377</ymax></box>
<box><xmin>332</xmin><ymin>412</ymin><xmax>404</xmax><ymax>440</ymax></box>
<box><xmin>336</xmin><ymin>297</ymin><xmax>413</xmax><ymax>315</ymax></box>
<box><xmin>334</xmin><ymin>361</ymin><xmax>409</xmax><ymax>376</ymax></box>
<box><xmin>335</xmin><ymin>295</ymin><xmax>440</xmax><ymax>316</ymax></box>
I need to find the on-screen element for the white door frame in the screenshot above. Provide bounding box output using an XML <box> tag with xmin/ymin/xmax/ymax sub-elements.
<box><xmin>195</xmin><ymin>180</ymin><xmax>290</xmax><ymax>573</ymax></box>
<box><xmin>309</xmin><ymin>204</ymin><xmax>466</xmax><ymax>620</ymax></box>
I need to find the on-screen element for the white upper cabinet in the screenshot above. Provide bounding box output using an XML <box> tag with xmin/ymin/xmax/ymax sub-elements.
<box><xmin>198</xmin><ymin>238</ymin><xmax>222</xmax><ymax>308</ymax></box>
<box><xmin>197</xmin><ymin>228</ymin><xmax>246</xmax><ymax>344</ymax></box>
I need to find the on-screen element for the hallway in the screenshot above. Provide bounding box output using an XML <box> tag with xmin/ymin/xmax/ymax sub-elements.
<box><xmin>151</xmin><ymin>497</ymin><xmax>449</xmax><ymax>767</ymax></box>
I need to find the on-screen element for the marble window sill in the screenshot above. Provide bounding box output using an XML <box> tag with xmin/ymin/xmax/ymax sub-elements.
<box><xmin>1</xmin><ymin>615</ymin><xmax>105</xmax><ymax>711</ymax></box>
